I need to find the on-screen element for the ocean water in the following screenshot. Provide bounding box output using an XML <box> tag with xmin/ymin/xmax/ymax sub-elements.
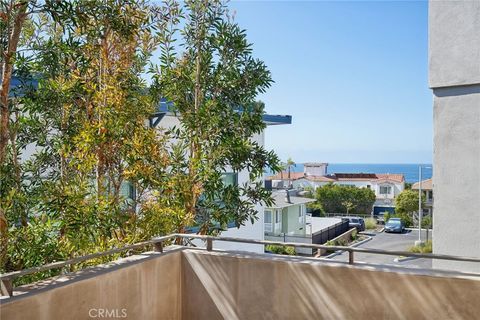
<box><xmin>273</xmin><ymin>163</ymin><xmax>433</xmax><ymax>184</ymax></box>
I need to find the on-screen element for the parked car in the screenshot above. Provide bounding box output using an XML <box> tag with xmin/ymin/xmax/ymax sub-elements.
<box><xmin>345</xmin><ymin>217</ymin><xmax>365</xmax><ymax>232</ymax></box>
<box><xmin>384</xmin><ymin>218</ymin><xmax>405</xmax><ymax>233</ymax></box>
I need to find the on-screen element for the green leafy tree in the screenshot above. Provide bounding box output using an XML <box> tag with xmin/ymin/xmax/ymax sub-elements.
<box><xmin>315</xmin><ymin>184</ymin><xmax>376</xmax><ymax>215</ymax></box>
<box><xmin>1</xmin><ymin>0</ymin><xmax>174</xmax><ymax>279</ymax></box>
<box><xmin>0</xmin><ymin>0</ymin><xmax>77</xmax><ymax>271</ymax></box>
<box><xmin>1</xmin><ymin>0</ymin><xmax>282</xmax><ymax>286</ymax></box>
<box><xmin>395</xmin><ymin>189</ymin><xmax>423</xmax><ymax>214</ymax></box>
<box><xmin>342</xmin><ymin>200</ymin><xmax>356</xmax><ymax>215</ymax></box>
<box><xmin>153</xmin><ymin>0</ymin><xmax>280</xmax><ymax>234</ymax></box>
<box><xmin>394</xmin><ymin>189</ymin><xmax>425</xmax><ymax>227</ymax></box>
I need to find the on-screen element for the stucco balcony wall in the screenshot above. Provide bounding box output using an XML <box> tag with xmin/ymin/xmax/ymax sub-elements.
<box><xmin>2</xmin><ymin>247</ymin><xmax>480</xmax><ymax>320</ymax></box>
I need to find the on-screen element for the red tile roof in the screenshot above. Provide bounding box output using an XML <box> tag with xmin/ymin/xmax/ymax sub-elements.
<box><xmin>411</xmin><ymin>178</ymin><xmax>433</xmax><ymax>190</ymax></box>
<box><xmin>266</xmin><ymin>172</ymin><xmax>405</xmax><ymax>183</ymax></box>
<box><xmin>266</xmin><ymin>172</ymin><xmax>305</xmax><ymax>180</ymax></box>
<box><xmin>375</xmin><ymin>174</ymin><xmax>405</xmax><ymax>183</ymax></box>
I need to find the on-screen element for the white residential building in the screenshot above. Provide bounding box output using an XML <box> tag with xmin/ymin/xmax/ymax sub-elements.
<box><xmin>268</xmin><ymin>171</ymin><xmax>405</xmax><ymax>214</ymax></box>
<box><xmin>303</xmin><ymin>163</ymin><xmax>328</xmax><ymax>177</ymax></box>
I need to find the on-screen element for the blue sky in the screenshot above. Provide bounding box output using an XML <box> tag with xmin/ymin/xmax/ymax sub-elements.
<box><xmin>229</xmin><ymin>0</ymin><xmax>432</xmax><ymax>164</ymax></box>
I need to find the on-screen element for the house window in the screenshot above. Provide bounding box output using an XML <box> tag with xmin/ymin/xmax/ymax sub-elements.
<box><xmin>379</xmin><ymin>186</ymin><xmax>392</xmax><ymax>195</ymax></box>
<box><xmin>428</xmin><ymin>190</ymin><xmax>433</xmax><ymax>201</ymax></box>
<box><xmin>265</xmin><ymin>210</ymin><xmax>272</xmax><ymax>232</ymax></box>
<box><xmin>265</xmin><ymin>210</ymin><xmax>272</xmax><ymax>223</ymax></box>
<box><xmin>120</xmin><ymin>181</ymin><xmax>136</xmax><ymax>201</ymax></box>
<box><xmin>366</xmin><ymin>185</ymin><xmax>371</xmax><ymax>189</ymax></box>
<box><xmin>221</xmin><ymin>173</ymin><xmax>238</xmax><ymax>187</ymax></box>
<box><xmin>275</xmin><ymin>211</ymin><xmax>281</xmax><ymax>224</ymax></box>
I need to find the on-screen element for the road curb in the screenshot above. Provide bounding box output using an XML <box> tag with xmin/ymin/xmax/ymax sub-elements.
<box><xmin>359</xmin><ymin>231</ymin><xmax>376</xmax><ymax>237</ymax></box>
<box><xmin>405</xmin><ymin>227</ymin><xmax>433</xmax><ymax>231</ymax></box>
<box><xmin>394</xmin><ymin>256</ymin><xmax>419</xmax><ymax>263</ymax></box>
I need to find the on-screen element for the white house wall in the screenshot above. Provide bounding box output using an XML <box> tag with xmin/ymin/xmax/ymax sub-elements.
<box><xmin>304</xmin><ymin>164</ymin><xmax>327</xmax><ymax>176</ymax></box>
<box><xmin>292</xmin><ymin>178</ymin><xmax>329</xmax><ymax>190</ymax></box>
<box><xmin>293</xmin><ymin>178</ymin><xmax>404</xmax><ymax>202</ymax></box>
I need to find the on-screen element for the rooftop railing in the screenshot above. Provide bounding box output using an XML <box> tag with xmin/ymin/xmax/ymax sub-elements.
<box><xmin>2</xmin><ymin>233</ymin><xmax>480</xmax><ymax>297</ymax></box>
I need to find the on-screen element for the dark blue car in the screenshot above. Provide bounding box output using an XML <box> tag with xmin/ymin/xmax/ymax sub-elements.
<box><xmin>384</xmin><ymin>218</ymin><xmax>405</xmax><ymax>233</ymax></box>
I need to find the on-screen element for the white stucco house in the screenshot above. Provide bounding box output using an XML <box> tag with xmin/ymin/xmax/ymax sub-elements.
<box><xmin>268</xmin><ymin>170</ymin><xmax>405</xmax><ymax>215</ymax></box>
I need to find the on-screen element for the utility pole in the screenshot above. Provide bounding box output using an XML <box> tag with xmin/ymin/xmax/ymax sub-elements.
<box><xmin>415</xmin><ymin>165</ymin><xmax>426</xmax><ymax>246</ymax></box>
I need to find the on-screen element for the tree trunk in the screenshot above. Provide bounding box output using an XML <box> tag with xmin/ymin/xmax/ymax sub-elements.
<box><xmin>0</xmin><ymin>2</ymin><xmax>28</xmax><ymax>165</ymax></box>
<box><xmin>0</xmin><ymin>1</ymin><xmax>29</xmax><ymax>271</ymax></box>
<box><xmin>185</xmin><ymin>6</ymin><xmax>205</xmax><ymax>229</ymax></box>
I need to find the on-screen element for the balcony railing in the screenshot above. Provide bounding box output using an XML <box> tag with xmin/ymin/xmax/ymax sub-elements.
<box><xmin>2</xmin><ymin>233</ymin><xmax>480</xmax><ymax>297</ymax></box>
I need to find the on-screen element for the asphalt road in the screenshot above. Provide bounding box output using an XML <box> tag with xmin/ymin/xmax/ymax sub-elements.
<box><xmin>327</xmin><ymin>229</ymin><xmax>433</xmax><ymax>269</ymax></box>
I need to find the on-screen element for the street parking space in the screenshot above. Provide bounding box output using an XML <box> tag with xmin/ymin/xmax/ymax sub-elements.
<box><xmin>327</xmin><ymin>229</ymin><xmax>432</xmax><ymax>269</ymax></box>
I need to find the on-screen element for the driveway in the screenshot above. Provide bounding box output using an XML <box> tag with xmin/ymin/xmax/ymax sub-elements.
<box><xmin>327</xmin><ymin>229</ymin><xmax>432</xmax><ymax>269</ymax></box>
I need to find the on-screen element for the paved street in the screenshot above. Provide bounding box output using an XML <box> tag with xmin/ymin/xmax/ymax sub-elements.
<box><xmin>327</xmin><ymin>229</ymin><xmax>433</xmax><ymax>269</ymax></box>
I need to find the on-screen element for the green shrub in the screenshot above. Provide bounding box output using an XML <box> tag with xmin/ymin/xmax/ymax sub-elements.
<box><xmin>325</xmin><ymin>240</ymin><xmax>335</xmax><ymax>246</ymax></box>
<box><xmin>397</xmin><ymin>212</ymin><xmax>413</xmax><ymax>227</ymax></box>
<box><xmin>421</xmin><ymin>216</ymin><xmax>432</xmax><ymax>228</ymax></box>
<box><xmin>325</xmin><ymin>240</ymin><xmax>337</xmax><ymax>254</ymax></box>
<box><xmin>307</xmin><ymin>202</ymin><xmax>324</xmax><ymax>217</ymax></box>
<box><xmin>351</xmin><ymin>229</ymin><xmax>358</xmax><ymax>241</ymax></box>
<box><xmin>365</xmin><ymin>217</ymin><xmax>377</xmax><ymax>230</ymax></box>
<box><xmin>409</xmin><ymin>240</ymin><xmax>432</xmax><ymax>253</ymax></box>
<box><xmin>284</xmin><ymin>246</ymin><xmax>296</xmax><ymax>255</ymax></box>
<box><xmin>265</xmin><ymin>244</ymin><xmax>296</xmax><ymax>256</ymax></box>
<box><xmin>383</xmin><ymin>212</ymin><xmax>392</xmax><ymax>223</ymax></box>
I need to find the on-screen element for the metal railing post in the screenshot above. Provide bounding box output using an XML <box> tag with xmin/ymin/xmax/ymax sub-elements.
<box><xmin>1</xmin><ymin>278</ymin><xmax>13</xmax><ymax>297</ymax></box>
<box><xmin>206</xmin><ymin>238</ymin><xmax>213</xmax><ymax>251</ymax></box>
<box><xmin>154</xmin><ymin>241</ymin><xmax>163</xmax><ymax>253</ymax></box>
<box><xmin>349</xmin><ymin>250</ymin><xmax>354</xmax><ymax>265</ymax></box>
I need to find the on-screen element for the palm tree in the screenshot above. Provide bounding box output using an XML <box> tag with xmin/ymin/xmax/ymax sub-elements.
<box><xmin>286</xmin><ymin>157</ymin><xmax>295</xmax><ymax>187</ymax></box>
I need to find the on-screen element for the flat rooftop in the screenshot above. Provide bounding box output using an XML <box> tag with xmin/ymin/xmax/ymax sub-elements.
<box><xmin>307</xmin><ymin>216</ymin><xmax>342</xmax><ymax>235</ymax></box>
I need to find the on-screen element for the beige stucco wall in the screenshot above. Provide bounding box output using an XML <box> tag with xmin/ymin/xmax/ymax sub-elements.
<box><xmin>183</xmin><ymin>250</ymin><xmax>480</xmax><ymax>320</ymax></box>
<box><xmin>0</xmin><ymin>250</ymin><xmax>182</xmax><ymax>320</ymax></box>
<box><xmin>2</xmin><ymin>248</ymin><xmax>480</xmax><ymax>320</ymax></box>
